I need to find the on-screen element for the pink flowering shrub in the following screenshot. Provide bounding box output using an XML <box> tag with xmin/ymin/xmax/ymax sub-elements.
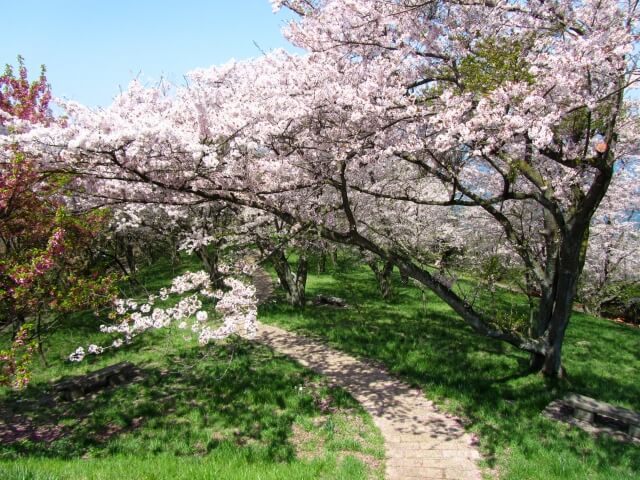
<box><xmin>1</xmin><ymin>58</ymin><xmax>117</xmax><ymax>388</ymax></box>
<box><xmin>0</xmin><ymin>324</ymin><xmax>35</xmax><ymax>389</ymax></box>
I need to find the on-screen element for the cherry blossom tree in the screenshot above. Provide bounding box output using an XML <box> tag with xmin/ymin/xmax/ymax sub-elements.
<box><xmin>104</xmin><ymin>202</ymin><xmax>238</xmax><ymax>284</ymax></box>
<box><xmin>14</xmin><ymin>0</ymin><xmax>640</xmax><ymax>377</ymax></box>
<box><xmin>578</xmin><ymin>162</ymin><xmax>640</xmax><ymax>316</ymax></box>
<box><xmin>234</xmin><ymin>210</ymin><xmax>312</xmax><ymax>306</ymax></box>
<box><xmin>268</xmin><ymin>0</ymin><xmax>640</xmax><ymax>376</ymax></box>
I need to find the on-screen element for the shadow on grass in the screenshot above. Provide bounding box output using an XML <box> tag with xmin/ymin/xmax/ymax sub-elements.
<box><xmin>257</xmin><ymin>325</ymin><xmax>473</xmax><ymax>441</ymax></box>
<box><xmin>0</xmin><ymin>338</ymin><xmax>358</xmax><ymax>464</ymax></box>
<box><xmin>261</xmin><ymin>269</ymin><xmax>640</xmax><ymax>479</ymax></box>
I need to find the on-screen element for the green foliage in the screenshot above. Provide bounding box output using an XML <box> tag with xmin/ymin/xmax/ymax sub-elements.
<box><xmin>481</xmin><ymin>255</ymin><xmax>507</xmax><ymax>281</ymax></box>
<box><xmin>1</xmin><ymin>60</ymin><xmax>115</xmax><ymax>388</ymax></box>
<box><xmin>458</xmin><ymin>38</ymin><xmax>534</xmax><ymax>94</ymax></box>
<box><xmin>0</xmin><ymin>324</ymin><xmax>36</xmax><ymax>389</ymax></box>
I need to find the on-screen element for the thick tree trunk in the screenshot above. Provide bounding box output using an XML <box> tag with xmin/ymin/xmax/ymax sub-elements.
<box><xmin>528</xmin><ymin>224</ymin><xmax>590</xmax><ymax>377</ymax></box>
<box><xmin>528</xmin><ymin>276</ymin><xmax>557</xmax><ymax>371</ymax></box>
<box><xmin>272</xmin><ymin>250</ymin><xmax>308</xmax><ymax>307</ymax></box>
<box><xmin>541</xmin><ymin>234</ymin><xmax>587</xmax><ymax>377</ymax></box>
<box><xmin>527</xmin><ymin>292</ymin><xmax>570</xmax><ymax>378</ymax></box>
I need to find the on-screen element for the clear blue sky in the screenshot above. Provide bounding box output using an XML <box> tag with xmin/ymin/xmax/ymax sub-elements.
<box><xmin>1</xmin><ymin>1</ymin><xmax>297</xmax><ymax>107</ymax></box>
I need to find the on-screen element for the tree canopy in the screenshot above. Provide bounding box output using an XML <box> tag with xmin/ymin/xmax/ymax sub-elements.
<box><xmin>4</xmin><ymin>0</ymin><xmax>640</xmax><ymax>377</ymax></box>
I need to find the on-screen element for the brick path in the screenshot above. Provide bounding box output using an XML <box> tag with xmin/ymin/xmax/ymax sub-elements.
<box><xmin>253</xmin><ymin>323</ymin><xmax>483</xmax><ymax>480</ymax></box>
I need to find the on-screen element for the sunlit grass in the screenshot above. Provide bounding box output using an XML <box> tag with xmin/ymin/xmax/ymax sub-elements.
<box><xmin>3</xmin><ymin>252</ymin><xmax>638</xmax><ymax>479</ymax></box>
<box><xmin>261</xmin><ymin>265</ymin><xmax>640</xmax><ymax>480</ymax></box>
<box><xmin>0</xmin><ymin>255</ymin><xmax>384</xmax><ymax>480</ymax></box>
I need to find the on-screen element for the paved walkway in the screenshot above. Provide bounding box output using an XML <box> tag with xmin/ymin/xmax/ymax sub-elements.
<box><xmin>253</xmin><ymin>323</ymin><xmax>483</xmax><ymax>480</ymax></box>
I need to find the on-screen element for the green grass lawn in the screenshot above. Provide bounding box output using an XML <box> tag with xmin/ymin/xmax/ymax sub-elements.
<box><xmin>0</xmin><ymin>257</ymin><xmax>384</xmax><ymax>480</ymax></box>
<box><xmin>3</xmin><ymin>254</ymin><xmax>639</xmax><ymax>480</ymax></box>
<box><xmin>260</xmin><ymin>267</ymin><xmax>640</xmax><ymax>480</ymax></box>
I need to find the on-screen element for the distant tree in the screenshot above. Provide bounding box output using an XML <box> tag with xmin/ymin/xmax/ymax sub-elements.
<box><xmin>579</xmin><ymin>166</ymin><xmax>640</xmax><ymax>316</ymax></box>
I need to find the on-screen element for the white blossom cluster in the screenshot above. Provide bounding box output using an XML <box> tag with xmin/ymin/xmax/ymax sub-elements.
<box><xmin>196</xmin><ymin>277</ymin><xmax>258</xmax><ymax>344</ymax></box>
<box><xmin>69</xmin><ymin>270</ymin><xmax>257</xmax><ymax>362</ymax></box>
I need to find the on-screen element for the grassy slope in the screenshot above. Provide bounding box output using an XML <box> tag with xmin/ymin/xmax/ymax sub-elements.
<box><xmin>0</xmin><ymin>258</ymin><xmax>384</xmax><ymax>480</ymax></box>
<box><xmin>260</xmin><ymin>267</ymin><xmax>640</xmax><ymax>480</ymax></box>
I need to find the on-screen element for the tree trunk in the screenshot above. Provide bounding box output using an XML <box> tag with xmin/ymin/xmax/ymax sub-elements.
<box><xmin>541</xmin><ymin>237</ymin><xmax>586</xmax><ymax>377</ymax></box>
<box><xmin>272</xmin><ymin>250</ymin><xmax>307</xmax><ymax>307</ymax></box>
<box><xmin>317</xmin><ymin>252</ymin><xmax>327</xmax><ymax>274</ymax></box>
<box><xmin>196</xmin><ymin>245</ymin><xmax>224</xmax><ymax>288</ymax></box>
<box><xmin>527</xmin><ymin>225</ymin><xmax>590</xmax><ymax>377</ymax></box>
<box><xmin>125</xmin><ymin>241</ymin><xmax>136</xmax><ymax>275</ymax></box>
<box><xmin>329</xmin><ymin>248</ymin><xmax>338</xmax><ymax>271</ymax></box>
<box><xmin>528</xmin><ymin>277</ymin><xmax>557</xmax><ymax>371</ymax></box>
<box><xmin>369</xmin><ymin>258</ymin><xmax>395</xmax><ymax>301</ymax></box>
<box><xmin>36</xmin><ymin>314</ymin><xmax>48</xmax><ymax>367</ymax></box>
<box><xmin>10</xmin><ymin>312</ymin><xmax>25</xmax><ymax>340</ymax></box>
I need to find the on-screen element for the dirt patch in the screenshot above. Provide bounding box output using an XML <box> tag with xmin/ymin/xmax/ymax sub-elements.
<box><xmin>93</xmin><ymin>417</ymin><xmax>144</xmax><ymax>443</ymax></box>
<box><xmin>291</xmin><ymin>422</ymin><xmax>326</xmax><ymax>460</ymax></box>
<box><xmin>0</xmin><ymin>416</ymin><xmax>67</xmax><ymax>445</ymax></box>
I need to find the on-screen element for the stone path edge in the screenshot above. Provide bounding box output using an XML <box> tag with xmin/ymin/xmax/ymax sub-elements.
<box><xmin>250</xmin><ymin>322</ymin><xmax>484</xmax><ymax>480</ymax></box>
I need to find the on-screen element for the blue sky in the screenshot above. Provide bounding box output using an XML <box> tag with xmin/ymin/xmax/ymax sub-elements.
<box><xmin>2</xmin><ymin>1</ymin><xmax>297</xmax><ymax>107</ymax></box>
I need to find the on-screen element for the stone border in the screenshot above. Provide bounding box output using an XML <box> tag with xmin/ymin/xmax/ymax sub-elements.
<box><xmin>544</xmin><ymin>398</ymin><xmax>640</xmax><ymax>445</ymax></box>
